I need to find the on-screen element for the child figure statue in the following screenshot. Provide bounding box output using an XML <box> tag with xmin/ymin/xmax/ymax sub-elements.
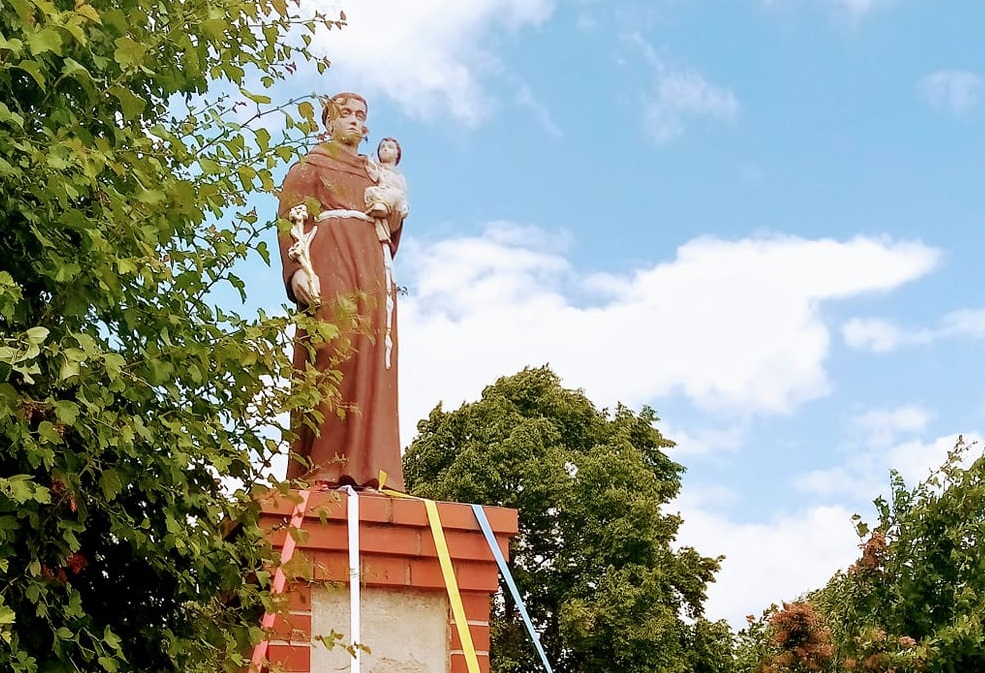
<box><xmin>364</xmin><ymin>137</ymin><xmax>408</xmax><ymax>372</ymax></box>
<box><xmin>365</xmin><ymin>137</ymin><xmax>408</xmax><ymax>244</ymax></box>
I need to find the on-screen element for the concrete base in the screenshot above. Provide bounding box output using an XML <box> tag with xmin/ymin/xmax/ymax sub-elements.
<box><xmin>258</xmin><ymin>490</ymin><xmax>518</xmax><ymax>673</ymax></box>
<box><xmin>312</xmin><ymin>586</ymin><xmax>446</xmax><ymax>673</ymax></box>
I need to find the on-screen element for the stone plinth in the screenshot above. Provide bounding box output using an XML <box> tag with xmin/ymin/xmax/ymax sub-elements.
<box><xmin>259</xmin><ymin>490</ymin><xmax>518</xmax><ymax>673</ymax></box>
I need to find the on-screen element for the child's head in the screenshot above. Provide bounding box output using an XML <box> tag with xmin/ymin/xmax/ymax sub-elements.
<box><xmin>377</xmin><ymin>137</ymin><xmax>401</xmax><ymax>165</ymax></box>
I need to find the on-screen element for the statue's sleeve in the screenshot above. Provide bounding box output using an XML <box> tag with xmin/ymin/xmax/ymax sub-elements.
<box><xmin>277</xmin><ymin>162</ymin><xmax>309</xmax><ymax>303</ymax></box>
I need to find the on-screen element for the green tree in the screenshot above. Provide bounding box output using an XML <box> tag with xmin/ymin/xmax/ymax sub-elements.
<box><xmin>403</xmin><ymin>366</ymin><xmax>732</xmax><ymax>673</ymax></box>
<box><xmin>809</xmin><ymin>438</ymin><xmax>985</xmax><ymax>673</ymax></box>
<box><xmin>738</xmin><ymin>440</ymin><xmax>985</xmax><ymax>673</ymax></box>
<box><xmin>0</xmin><ymin>1</ymin><xmax>341</xmax><ymax>671</ymax></box>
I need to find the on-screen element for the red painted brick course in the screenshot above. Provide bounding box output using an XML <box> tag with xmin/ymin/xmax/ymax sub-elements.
<box><xmin>360</xmin><ymin>524</ymin><xmax>421</xmax><ymax>556</ymax></box>
<box><xmin>266</xmin><ymin>644</ymin><xmax>311</xmax><ymax>672</ymax></box>
<box><xmin>420</xmin><ymin>529</ymin><xmax>499</xmax><ymax>561</ymax></box>
<box><xmin>450</xmin><ymin>652</ymin><xmax>491</xmax><ymax>673</ymax></box>
<box><xmin>271</xmin><ymin>613</ymin><xmax>312</xmax><ymax>642</ymax></box>
<box><xmin>360</xmin><ymin>554</ymin><xmax>411</xmax><ymax>586</ymax></box>
<box><xmin>283</xmin><ymin>583</ymin><xmax>312</xmax><ymax>612</ymax></box>
<box><xmin>356</xmin><ymin>494</ymin><xmax>393</xmax><ymax>523</ymax></box>
<box><xmin>389</xmin><ymin>497</ymin><xmax>429</xmax><ymax>527</ymax></box>
<box><xmin>310</xmin><ymin>550</ymin><xmax>348</xmax><ymax>582</ymax></box>
<box><xmin>407</xmin><ymin>558</ymin><xmax>449</xmax><ymax>589</ymax></box>
<box><xmin>450</xmin><ymin>623</ymin><xmax>491</xmax><ymax>651</ymax></box>
<box><xmin>459</xmin><ymin>590</ymin><xmax>494</xmax><ymax>622</ymax></box>
<box><xmin>455</xmin><ymin>560</ymin><xmax>502</xmax><ymax>592</ymax></box>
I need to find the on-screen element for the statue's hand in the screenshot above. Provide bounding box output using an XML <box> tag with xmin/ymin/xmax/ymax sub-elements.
<box><xmin>291</xmin><ymin>269</ymin><xmax>321</xmax><ymax>307</ymax></box>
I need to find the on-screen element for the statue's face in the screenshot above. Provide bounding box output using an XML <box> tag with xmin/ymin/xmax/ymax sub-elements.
<box><xmin>378</xmin><ymin>139</ymin><xmax>399</xmax><ymax>165</ymax></box>
<box><xmin>329</xmin><ymin>98</ymin><xmax>367</xmax><ymax>146</ymax></box>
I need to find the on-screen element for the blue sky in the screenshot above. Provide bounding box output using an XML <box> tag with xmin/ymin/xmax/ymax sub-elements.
<box><xmin>236</xmin><ymin>0</ymin><xmax>985</xmax><ymax>627</ymax></box>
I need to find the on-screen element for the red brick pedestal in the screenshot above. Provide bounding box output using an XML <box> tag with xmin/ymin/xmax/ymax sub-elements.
<box><xmin>259</xmin><ymin>490</ymin><xmax>518</xmax><ymax>673</ymax></box>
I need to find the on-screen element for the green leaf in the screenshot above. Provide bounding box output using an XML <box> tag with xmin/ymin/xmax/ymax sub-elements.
<box><xmin>0</xmin><ymin>36</ymin><xmax>24</xmax><ymax>55</ymax></box>
<box><xmin>0</xmin><ymin>102</ymin><xmax>25</xmax><ymax>128</ymax></box>
<box><xmin>136</xmin><ymin>189</ymin><xmax>165</xmax><ymax>205</ymax></box>
<box><xmin>13</xmin><ymin>60</ymin><xmax>46</xmax><ymax>90</ymax></box>
<box><xmin>2</xmin><ymin>477</ymin><xmax>33</xmax><ymax>504</ymax></box>
<box><xmin>1</xmin><ymin>476</ymin><xmax>49</xmax><ymax>504</ymax></box>
<box><xmin>113</xmin><ymin>37</ymin><xmax>148</xmax><ymax>69</ymax></box>
<box><xmin>61</xmin><ymin>57</ymin><xmax>92</xmax><ymax>82</ymax></box>
<box><xmin>53</xmin><ymin>400</ymin><xmax>79</xmax><ymax>425</ymax></box>
<box><xmin>240</xmin><ymin>87</ymin><xmax>271</xmax><ymax>105</ymax></box>
<box><xmin>255</xmin><ymin>127</ymin><xmax>270</xmax><ymax>152</ymax></box>
<box><xmin>59</xmin><ymin>348</ymin><xmax>85</xmax><ymax>381</ymax></box>
<box><xmin>27</xmin><ymin>27</ymin><xmax>63</xmax><ymax>56</ymax></box>
<box><xmin>75</xmin><ymin>4</ymin><xmax>101</xmax><ymax>23</ymax></box>
<box><xmin>201</xmin><ymin>18</ymin><xmax>226</xmax><ymax>40</ymax></box>
<box><xmin>109</xmin><ymin>86</ymin><xmax>146</xmax><ymax>120</ymax></box>
<box><xmin>37</xmin><ymin>421</ymin><xmax>62</xmax><ymax>444</ymax></box>
<box><xmin>25</xmin><ymin>327</ymin><xmax>49</xmax><ymax>344</ymax></box>
<box><xmin>102</xmin><ymin>352</ymin><xmax>125</xmax><ymax>378</ymax></box>
<box><xmin>99</xmin><ymin>470</ymin><xmax>123</xmax><ymax>501</ymax></box>
<box><xmin>298</xmin><ymin>100</ymin><xmax>315</xmax><ymax>123</ymax></box>
<box><xmin>103</xmin><ymin>626</ymin><xmax>122</xmax><ymax>652</ymax></box>
<box><xmin>98</xmin><ymin>656</ymin><xmax>119</xmax><ymax>672</ymax></box>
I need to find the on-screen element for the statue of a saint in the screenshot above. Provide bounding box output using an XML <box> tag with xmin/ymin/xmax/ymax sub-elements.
<box><xmin>277</xmin><ymin>92</ymin><xmax>407</xmax><ymax>491</ymax></box>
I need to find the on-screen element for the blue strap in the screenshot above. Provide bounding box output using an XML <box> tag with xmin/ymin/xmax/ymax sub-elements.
<box><xmin>470</xmin><ymin>504</ymin><xmax>554</xmax><ymax>673</ymax></box>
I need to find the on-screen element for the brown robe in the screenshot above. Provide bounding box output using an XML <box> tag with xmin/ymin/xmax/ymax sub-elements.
<box><xmin>277</xmin><ymin>142</ymin><xmax>404</xmax><ymax>490</ymax></box>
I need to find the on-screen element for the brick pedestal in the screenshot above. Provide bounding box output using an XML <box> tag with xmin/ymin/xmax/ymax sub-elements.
<box><xmin>259</xmin><ymin>490</ymin><xmax>518</xmax><ymax>673</ymax></box>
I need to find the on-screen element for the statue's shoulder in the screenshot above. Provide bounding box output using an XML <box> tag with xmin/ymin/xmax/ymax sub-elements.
<box><xmin>298</xmin><ymin>144</ymin><xmax>372</xmax><ymax>181</ymax></box>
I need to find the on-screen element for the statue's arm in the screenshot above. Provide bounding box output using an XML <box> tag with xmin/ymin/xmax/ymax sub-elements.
<box><xmin>277</xmin><ymin>166</ymin><xmax>309</xmax><ymax>304</ymax></box>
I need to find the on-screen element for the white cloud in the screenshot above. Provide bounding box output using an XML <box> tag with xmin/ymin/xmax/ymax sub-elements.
<box><xmin>843</xmin><ymin>308</ymin><xmax>985</xmax><ymax>353</ymax></box>
<box><xmin>918</xmin><ymin>70</ymin><xmax>985</xmax><ymax>116</ymax></box>
<box><xmin>309</xmin><ymin>0</ymin><xmax>553</xmax><ymax>125</ymax></box>
<box><xmin>852</xmin><ymin>404</ymin><xmax>931</xmax><ymax>448</ymax></box>
<box><xmin>796</xmin><ymin>466</ymin><xmax>876</xmax><ymax>500</ymax></box>
<box><xmin>515</xmin><ymin>85</ymin><xmax>563</xmax><ymax>138</ymax></box>
<box><xmin>627</xmin><ymin>33</ymin><xmax>740</xmax><ymax>144</ymax></box>
<box><xmin>645</xmin><ymin>71</ymin><xmax>740</xmax><ymax>143</ymax></box>
<box><xmin>796</xmin><ymin>407</ymin><xmax>940</xmax><ymax>501</ymax></box>
<box><xmin>397</xmin><ymin>224</ymin><xmax>939</xmax><ymax>443</ymax></box>
<box><xmin>842</xmin><ymin>317</ymin><xmax>910</xmax><ymax>352</ymax></box>
<box><xmin>887</xmin><ymin>433</ymin><xmax>979</xmax><ymax>485</ymax></box>
<box><xmin>675</xmin><ymin>500</ymin><xmax>861</xmax><ymax>628</ymax></box>
<box><xmin>664</xmin><ymin>422</ymin><xmax>749</xmax><ymax>460</ymax></box>
<box><xmin>797</xmin><ymin>431</ymin><xmax>976</xmax><ymax>502</ymax></box>
<box><xmin>941</xmin><ymin>309</ymin><xmax>985</xmax><ymax>338</ymax></box>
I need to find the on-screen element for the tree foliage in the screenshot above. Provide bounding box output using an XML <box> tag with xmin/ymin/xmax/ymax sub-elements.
<box><xmin>811</xmin><ymin>438</ymin><xmax>985</xmax><ymax>673</ymax></box>
<box><xmin>0</xmin><ymin>0</ymin><xmax>341</xmax><ymax>671</ymax></box>
<box><xmin>403</xmin><ymin>366</ymin><xmax>732</xmax><ymax>673</ymax></box>
<box><xmin>735</xmin><ymin>439</ymin><xmax>985</xmax><ymax>673</ymax></box>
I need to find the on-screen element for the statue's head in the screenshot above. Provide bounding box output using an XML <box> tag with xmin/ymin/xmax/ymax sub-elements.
<box><xmin>322</xmin><ymin>92</ymin><xmax>368</xmax><ymax>147</ymax></box>
<box><xmin>377</xmin><ymin>137</ymin><xmax>401</xmax><ymax>166</ymax></box>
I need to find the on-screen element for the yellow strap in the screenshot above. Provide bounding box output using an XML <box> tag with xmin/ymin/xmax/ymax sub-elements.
<box><xmin>383</xmin><ymin>489</ymin><xmax>481</xmax><ymax>673</ymax></box>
